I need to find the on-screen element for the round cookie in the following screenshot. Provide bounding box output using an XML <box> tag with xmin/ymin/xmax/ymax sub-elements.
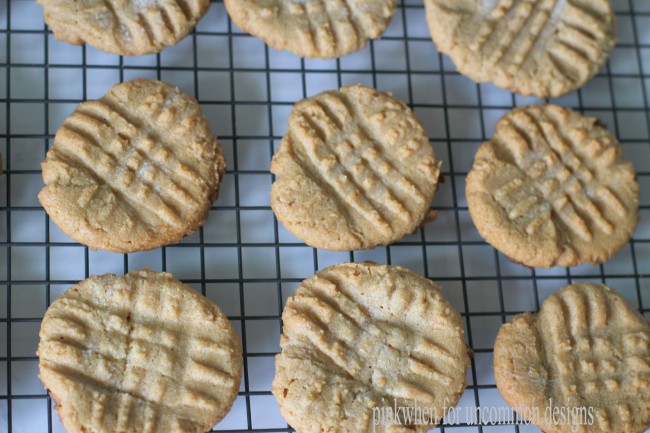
<box><xmin>37</xmin><ymin>269</ymin><xmax>242</xmax><ymax>433</ymax></box>
<box><xmin>223</xmin><ymin>0</ymin><xmax>397</xmax><ymax>59</ymax></box>
<box><xmin>423</xmin><ymin>0</ymin><xmax>616</xmax><ymax>98</ymax></box>
<box><xmin>494</xmin><ymin>283</ymin><xmax>650</xmax><ymax>433</ymax></box>
<box><xmin>39</xmin><ymin>79</ymin><xmax>226</xmax><ymax>253</ymax></box>
<box><xmin>37</xmin><ymin>0</ymin><xmax>210</xmax><ymax>56</ymax></box>
<box><xmin>270</xmin><ymin>85</ymin><xmax>441</xmax><ymax>251</ymax></box>
<box><xmin>272</xmin><ymin>262</ymin><xmax>470</xmax><ymax>433</ymax></box>
<box><xmin>466</xmin><ymin>105</ymin><xmax>638</xmax><ymax>268</ymax></box>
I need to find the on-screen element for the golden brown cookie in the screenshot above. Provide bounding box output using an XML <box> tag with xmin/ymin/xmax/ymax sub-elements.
<box><xmin>37</xmin><ymin>0</ymin><xmax>210</xmax><ymax>56</ymax></box>
<box><xmin>270</xmin><ymin>85</ymin><xmax>441</xmax><ymax>251</ymax></box>
<box><xmin>223</xmin><ymin>0</ymin><xmax>397</xmax><ymax>59</ymax></box>
<box><xmin>37</xmin><ymin>269</ymin><xmax>242</xmax><ymax>433</ymax></box>
<box><xmin>494</xmin><ymin>283</ymin><xmax>650</xmax><ymax>433</ymax></box>
<box><xmin>466</xmin><ymin>105</ymin><xmax>638</xmax><ymax>268</ymax></box>
<box><xmin>272</xmin><ymin>262</ymin><xmax>470</xmax><ymax>433</ymax></box>
<box><xmin>423</xmin><ymin>0</ymin><xmax>616</xmax><ymax>98</ymax></box>
<box><xmin>39</xmin><ymin>79</ymin><xmax>226</xmax><ymax>253</ymax></box>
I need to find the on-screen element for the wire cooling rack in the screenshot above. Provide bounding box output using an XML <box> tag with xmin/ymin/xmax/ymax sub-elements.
<box><xmin>0</xmin><ymin>0</ymin><xmax>649</xmax><ymax>432</ymax></box>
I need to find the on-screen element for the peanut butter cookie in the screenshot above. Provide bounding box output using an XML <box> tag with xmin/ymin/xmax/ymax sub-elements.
<box><xmin>273</xmin><ymin>262</ymin><xmax>470</xmax><ymax>433</ymax></box>
<box><xmin>271</xmin><ymin>85</ymin><xmax>441</xmax><ymax>251</ymax></box>
<box><xmin>38</xmin><ymin>269</ymin><xmax>242</xmax><ymax>433</ymax></box>
<box><xmin>466</xmin><ymin>105</ymin><xmax>638</xmax><ymax>268</ymax></box>
<box><xmin>224</xmin><ymin>0</ymin><xmax>397</xmax><ymax>59</ymax></box>
<box><xmin>424</xmin><ymin>0</ymin><xmax>615</xmax><ymax>98</ymax></box>
<box><xmin>39</xmin><ymin>79</ymin><xmax>226</xmax><ymax>253</ymax></box>
<box><xmin>494</xmin><ymin>282</ymin><xmax>650</xmax><ymax>433</ymax></box>
<box><xmin>38</xmin><ymin>0</ymin><xmax>210</xmax><ymax>55</ymax></box>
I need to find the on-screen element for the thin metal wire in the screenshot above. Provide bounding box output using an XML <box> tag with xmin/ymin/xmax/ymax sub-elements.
<box><xmin>41</xmin><ymin>15</ymin><xmax>53</xmax><ymax>433</ymax></box>
<box><xmin>4</xmin><ymin>1</ymin><xmax>14</xmax><ymax>431</ymax></box>
<box><xmin>1</xmin><ymin>1</ymin><xmax>648</xmax><ymax>433</ymax></box>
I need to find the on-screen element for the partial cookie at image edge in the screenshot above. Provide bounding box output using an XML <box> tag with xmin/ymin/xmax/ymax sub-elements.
<box><xmin>223</xmin><ymin>0</ymin><xmax>398</xmax><ymax>59</ymax></box>
<box><xmin>423</xmin><ymin>0</ymin><xmax>616</xmax><ymax>98</ymax></box>
<box><xmin>37</xmin><ymin>0</ymin><xmax>212</xmax><ymax>56</ymax></box>
<box><xmin>494</xmin><ymin>282</ymin><xmax>650</xmax><ymax>433</ymax></box>
<box><xmin>272</xmin><ymin>262</ymin><xmax>470</xmax><ymax>433</ymax></box>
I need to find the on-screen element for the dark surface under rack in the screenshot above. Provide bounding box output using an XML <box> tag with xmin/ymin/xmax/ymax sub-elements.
<box><xmin>1</xmin><ymin>0</ymin><xmax>649</xmax><ymax>432</ymax></box>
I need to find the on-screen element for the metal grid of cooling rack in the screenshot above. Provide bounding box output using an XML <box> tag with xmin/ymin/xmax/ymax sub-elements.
<box><xmin>0</xmin><ymin>0</ymin><xmax>649</xmax><ymax>432</ymax></box>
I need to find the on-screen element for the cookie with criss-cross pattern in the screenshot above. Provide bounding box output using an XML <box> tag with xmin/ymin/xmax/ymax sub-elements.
<box><xmin>273</xmin><ymin>262</ymin><xmax>470</xmax><ymax>433</ymax></box>
<box><xmin>38</xmin><ymin>269</ymin><xmax>242</xmax><ymax>433</ymax></box>
<box><xmin>494</xmin><ymin>282</ymin><xmax>650</xmax><ymax>433</ymax></box>
<box><xmin>39</xmin><ymin>79</ymin><xmax>226</xmax><ymax>253</ymax></box>
<box><xmin>423</xmin><ymin>0</ymin><xmax>616</xmax><ymax>98</ymax></box>
<box><xmin>38</xmin><ymin>0</ymin><xmax>211</xmax><ymax>55</ymax></box>
<box><xmin>466</xmin><ymin>104</ymin><xmax>638</xmax><ymax>268</ymax></box>
<box><xmin>270</xmin><ymin>85</ymin><xmax>441</xmax><ymax>251</ymax></box>
<box><xmin>224</xmin><ymin>0</ymin><xmax>397</xmax><ymax>59</ymax></box>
